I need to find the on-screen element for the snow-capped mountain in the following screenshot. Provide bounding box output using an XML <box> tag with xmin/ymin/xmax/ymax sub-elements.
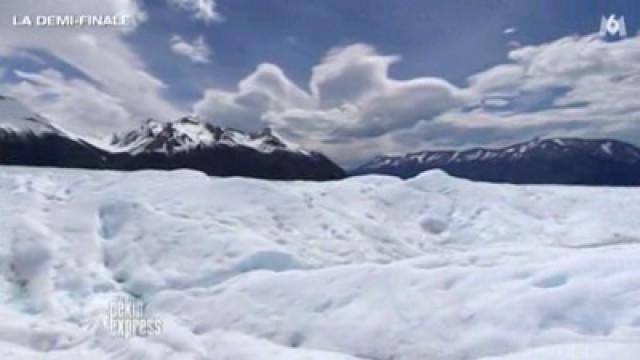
<box><xmin>352</xmin><ymin>137</ymin><xmax>640</xmax><ymax>185</ymax></box>
<box><xmin>108</xmin><ymin>117</ymin><xmax>303</xmax><ymax>155</ymax></box>
<box><xmin>0</xmin><ymin>95</ymin><xmax>58</xmax><ymax>136</ymax></box>
<box><xmin>0</xmin><ymin>96</ymin><xmax>345</xmax><ymax>180</ymax></box>
<box><xmin>0</xmin><ymin>95</ymin><xmax>107</xmax><ymax>169</ymax></box>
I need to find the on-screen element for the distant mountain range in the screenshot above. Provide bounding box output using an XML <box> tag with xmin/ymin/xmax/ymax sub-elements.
<box><xmin>3</xmin><ymin>95</ymin><xmax>640</xmax><ymax>185</ymax></box>
<box><xmin>0</xmin><ymin>96</ymin><xmax>345</xmax><ymax>180</ymax></box>
<box><xmin>351</xmin><ymin>137</ymin><xmax>640</xmax><ymax>185</ymax></box>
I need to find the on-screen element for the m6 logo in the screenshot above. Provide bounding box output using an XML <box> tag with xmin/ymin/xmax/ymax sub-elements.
<box><xmin>599</xmin><ymin>14</ymin><xmax>627</xmax><ymax>38</ymax></box>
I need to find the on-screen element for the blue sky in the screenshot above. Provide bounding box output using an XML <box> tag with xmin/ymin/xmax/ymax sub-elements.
<box><xmin>133</xmin><ymin>0</ymin><xmax>639</xmax><ymax>101</ymax></box>
<box><xmin>1</xmin><ymin>0</ymin><xmax>640</xmax><ymax>165</ymax></box>
<box><xmin>136</xmin><ymin>1</ymin><xmax>639</xmax><ymax>95</ymax></box>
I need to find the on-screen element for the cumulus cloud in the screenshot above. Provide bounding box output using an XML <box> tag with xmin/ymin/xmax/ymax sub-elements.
<box><xmin>309</xmin><ymin>44</ymin><xmax>472</xmax><ymax>136</ymax></box>
<box><xmin>194</xmin><ymin>63</ymin><xmax>315</xmax><ymax>130</ymax></box>
<box><xmin>170</xmin><ymin>35</ymin><xmax>211</xmax><ymax>63</ymax></box>
<box><xmin>168</xmin><ymin>0</ymin><xmax>223</xmax><ymax>23</ymax></box>
<box><xmin>194</xmin><ymin>44</ymin><xmax>471</xmax><ymax>144</ymax></box>
<box><xmin>192</xmin><ymin>43</ymin><xmax>473</xmax><ymax>164</ymax></box>
<box><xmin>310</xmin><ymin>44</ymin><xmax>397</xmax><ymax>107</ymax></box>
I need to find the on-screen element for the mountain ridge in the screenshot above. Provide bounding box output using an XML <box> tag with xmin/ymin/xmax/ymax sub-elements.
<box><xmin>351</xmin><ymin>137</ymin><xmax>640</xmax><ymax>185</ymax></box>
<box><xmin>0</xmin><ymin>96</ymin><xmax>345</xmax><ymax>180</ymax></box>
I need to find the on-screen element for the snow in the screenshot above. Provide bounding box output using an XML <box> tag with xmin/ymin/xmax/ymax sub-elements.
<box><xmin>173</xmin><ymin>120</ymin><xmax>216</xmax><ymax>145</ymax></box>
<box><xmin>601</xmin><ymin>142</ymin><xmax>613</xmax><ymax>155</ymax></box>
<box><xmin>0</xmin><ymin>166</ymin><xmax>639</xmax><ymax>359</ymax></box>
<box><xmin>108</xmin><ymin>117</ymin><xmax>309</xmax><ymax>155</ymax></box>
<box><xmin>0</xmin><ymin>96</ymin><xmax>56</xmax><ymax>135</ymax></box>
<box><xmin>465</xmin><ymin>149</ymin><xmax>484</xmax><ymax>161</ymax></box>
<box><xmin>480</xmin><ymin>343</ymin><xmax>640</xmax><ymax>360</ymax></box>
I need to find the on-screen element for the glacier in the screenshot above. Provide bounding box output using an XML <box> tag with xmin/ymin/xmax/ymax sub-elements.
<box><xmin>0</xmin><ymin>166</ymin><xmax>639</xmax><ymax>359</ymax></box>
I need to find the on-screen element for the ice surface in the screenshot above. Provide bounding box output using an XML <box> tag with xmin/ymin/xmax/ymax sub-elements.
<box><xmin>0</xmin><ymin>166</ymin><xmax>638</xmax><ymax>359</ymax></box>
<box><xmin>480</xmin><ymin>343</ymin><xmax>640</xmax><ymax>360</ymax></box>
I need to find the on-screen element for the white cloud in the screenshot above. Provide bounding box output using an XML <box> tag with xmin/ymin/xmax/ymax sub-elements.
<box><xmin>168</xmin><ymin>0</ymin><xmax>223</xmax><ymax>23</ymax></box>
<box><xmin>195</xmin><ymin>44</ymin><xmax>471</xmax><ymax>142</ymax></box>
<box><xmin>504</xmin><ymin>27</ymin><xmax>517</xmax><ymax>35</ymax></box>
<box><xmin>194</xmin><ymin>35</ymin><xmax>640</xmax><ymax>166</ymax></box>
<box><xmin>0</xmin><ymin>0</ymin><xmax>182</xmax><ymax>136</ymax></box>
<box><xmin>395</xmin><ymin>34</ymin><xmax>640</xmax><ymax>155</ymax></box>
<box><xmin>2</xmin><ymin>69</ymin><xmax>132</xmax><ymax>137</ymax></box>
<box><xmin>194</xmin><ymin>63</ymin><xmax>314</xmax><ymax>130</ymax></box>
<box><xmin>170</xmin><ymin>35</ymin><xmax>211</xmax><ymax>63</ymax></box>
<box><xmin>475</xmin><ymin>34</ymin><xmax>640</xmax><ymax>115</ymax></box>
<box><xmin>310</xmin><ymin>44</ymin><xmax>397</xmax><ymax>108</ymax></box>
<box><xmin>468</xmin><ymin>64</ymin><xmax>523</xmax><ymax>93</ymax></box>
<box><xmin>1</xmin><ymin>1</ymin><xmax>637</xmax><ymax>167</ymax></box>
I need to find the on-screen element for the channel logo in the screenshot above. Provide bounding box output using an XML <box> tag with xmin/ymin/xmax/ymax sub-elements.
<box><xmin>599</xmin><ymin>14</ymin><xmax>627</xmax><ymax>38</ymax></box>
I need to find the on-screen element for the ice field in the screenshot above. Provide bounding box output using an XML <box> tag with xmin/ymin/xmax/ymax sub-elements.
<box><xmin>0</xmin><ymin>166</ymin><xmax>639</xmax><ymax>359</ymax></box>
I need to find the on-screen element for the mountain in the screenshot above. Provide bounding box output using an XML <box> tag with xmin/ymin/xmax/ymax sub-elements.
<box><xmin>108</xmin><ymin>117</ymin><xmax>298</xmax><ymax>155</ymax></box>
<box><xmin>0</xmin><ymin>96</ymin><xmax>107</xmax><ymax>169</ymax></box>
<box><xmin>0</xmin><ymin>96</ymin><xmax>345</xmax><ymax>180</ymax></box>
<box><xmin>351</xmin><ymin>137</ymin><xmax>640</xmax><ymax>185</ymax></box>
<box><xmin>105</xmin><ymin>117</ymin><xmax>346</xmax><ymax>180</ymax></box>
